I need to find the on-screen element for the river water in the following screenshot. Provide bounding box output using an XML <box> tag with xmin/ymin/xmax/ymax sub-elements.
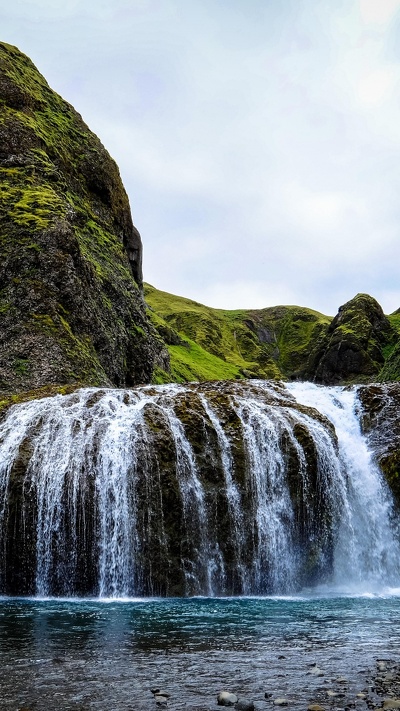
<box><xmin>1</xmin><ymin>593</ymin><xmax>399</xmax><ymax>711</ymax></box>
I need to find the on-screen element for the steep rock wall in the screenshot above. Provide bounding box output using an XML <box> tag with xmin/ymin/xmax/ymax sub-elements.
<box><xmin>0</xmin><ymin>42</ymin><xmax>168</xmax><ymax>394</ymax></box>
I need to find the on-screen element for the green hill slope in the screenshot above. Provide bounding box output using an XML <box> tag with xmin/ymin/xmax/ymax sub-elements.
<box><xmin>144</xmin><ymin>284</ymin><xmax>331</xmax><ymax>383</ymax></box>
<box><xmin>145</xmin><ymin>286</ymin><xmax>400</xmax><ymax>385</ymax></box>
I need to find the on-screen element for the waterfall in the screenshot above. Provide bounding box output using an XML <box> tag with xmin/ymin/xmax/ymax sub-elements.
<box><xmin>0</xmin><ymin>380</ymin><xmax>398</xmax><ymax>597</ymax></box>
<box><xmin>287</xmin><ymin>382</ymin><xmax>400</xmax><ymax>591</ymax></box>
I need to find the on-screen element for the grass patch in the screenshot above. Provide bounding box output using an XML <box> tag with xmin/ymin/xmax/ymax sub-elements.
<box><xmin>145</xmin><ymin>284</ymin><xmax>331</xmax><ymax>382</ymax></box>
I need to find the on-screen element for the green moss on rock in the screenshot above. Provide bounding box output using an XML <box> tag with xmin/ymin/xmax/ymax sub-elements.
<box><xmin>304</xmin><ymin>294</ymin><xmax>396</xmax><ymax>384</ymax></box>
<box><xmin>0</xmin><ymin>42</ymin><xmax>168</xmax><ymax>394</ymax></box>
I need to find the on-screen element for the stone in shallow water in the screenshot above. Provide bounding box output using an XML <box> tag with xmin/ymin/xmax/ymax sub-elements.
<box><xmin>310</xmin><ymin>667</ymin><xmax>325</xmax><ymax>677</ymax></box>
<box><xmin>217</xmin><ymin>691</ymin><xmax>238</xmax><ymax>706</ymax></box>
<box><xmin>383</xmin><ymin>700</ymin><xmax>400</xmax><ymax>709</ymax></box>
<box><xmin>308</xmin><ymin>705</ymin><xmax>325</xmax><ymax>711</ymax></box>
<box><xmin>273</xmin><ymin>698</ymin><xmax>289</xmax><ymax>706</ymax></box>
<box><xmin>235</xmin><ymin>700</ymin><xmax>254</xmax><ymax>711</ymax></box>
<box><xmin>154</xmin><ymin>695</ymin><xmax>168</xmax><ymax>706</ymax></box>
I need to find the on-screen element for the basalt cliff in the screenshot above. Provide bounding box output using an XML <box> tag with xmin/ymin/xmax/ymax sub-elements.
<box><xmin>0</xmin><ymin>42</ymin><xmax>168</xmax><ymax>396</ymax></box>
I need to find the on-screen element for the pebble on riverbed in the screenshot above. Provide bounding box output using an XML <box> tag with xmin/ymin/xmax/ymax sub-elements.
<box><xmin>151</xmin><ymin>688</ymin><xmax>170</xmax><ymax>706</ymax></box>
<box><xmin>382</xmin><ymin>700</ymin><xmax>400</xmax><ymax>709</ymax></box>
<box><xmin>217</xmin><ymin>691</ymin><xmax>238</xmax><ymax>706</ymax></box>
<box><xmin>154</xmin><ymin>696</ymin><xmax>168</xmax><ymax>707</ymax></box>
<box><xmin>234</xmin><ymin>699</ymin><xmax>255</xmax><ymax>711</ymax></box>
<box><xmin>273</xmin><ymin>698</ymin><xmax>289</xmax><ymax>706</ymax></box>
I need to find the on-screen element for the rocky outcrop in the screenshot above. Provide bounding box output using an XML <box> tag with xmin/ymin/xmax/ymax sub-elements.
<box><xmin>0</xmin><ymin>42</ymin><xmax>168</xmax><ymax>393</ymax></box>
<box><xmin>304</xmin><ymin>294</ymin><xmax>396</xmax><ymax>384</ymax></box>
<box><xmin>358</xmin><ymin>382</ymin><xmax>400</xmax><ymax>506</ymax></box>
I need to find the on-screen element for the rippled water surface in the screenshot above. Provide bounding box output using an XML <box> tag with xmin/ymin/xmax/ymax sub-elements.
<box><xmin>0</xmin><ymin>594</ymin><xmax>400</xmax><ymax>710</ymax></box>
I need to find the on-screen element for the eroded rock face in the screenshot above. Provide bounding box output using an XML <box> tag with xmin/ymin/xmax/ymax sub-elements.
<box><xmin>0</xmin><ymin>42</ymin><xmax>168</xmax><ymax>393</ymax></box>
<box><xmin>305</xmin><ymin>294</ymin><xmax>395</xmax><ymax>385</ymax></box>
<box><xmin>358</xmin><ymin>382</ymin><xmax>400</xmax><ymax>507</ymax></box>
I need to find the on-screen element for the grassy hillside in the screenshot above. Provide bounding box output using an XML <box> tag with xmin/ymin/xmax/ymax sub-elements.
<box><xmin>145</xmin><ymin>286</ymin><xmax>400</xmax><ymax>385</ymax></box>
<box><xmin>144</xmin><ymin>284</ymin><xmax>331</xmax><ymax>383</ymax></box>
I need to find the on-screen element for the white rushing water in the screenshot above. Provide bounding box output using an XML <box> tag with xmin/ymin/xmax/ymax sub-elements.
<box><xmin>0</xmin><ymin>381</ymin><xmax>398</xmax><ymax>597</ymax></box>
<box><xmin>287</xmin><ymin>382</ymin><xmax>400</xmax><ymax>592</ymax></box>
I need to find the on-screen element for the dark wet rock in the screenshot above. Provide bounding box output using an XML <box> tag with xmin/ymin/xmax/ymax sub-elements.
<box><xmin>235</xmin><ymin>700</ymin><xmax>255</xmax><ymax>711</ymax></box>
<box><xmin>357</xmin><ymin>383</ymin><xmax>400</xmax><ymax>506</ymax></box>
<box><xmin>217</xmin><ymin>691</ymin><xmax>238</xmax><ymax>706</ymax></box>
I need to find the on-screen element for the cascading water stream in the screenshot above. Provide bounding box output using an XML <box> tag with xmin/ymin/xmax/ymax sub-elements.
<box><xmin>287</xmin><ymin>382</ymin><xmax>400</xmax><ymax>591</ymax></box>
<box><xmin>197</xmin><ymin>394</ymin><xmax>247</xmax><ymax>592</ymax></box>
<box><xmin>159</xmin><ymin>396</ymin><xmax>222</xmax><ymax>596</ymax></box>
<box><xmin>0</xmin><ymin>380</ymin><xmax>398</xmax><ymax>597</ymax></box>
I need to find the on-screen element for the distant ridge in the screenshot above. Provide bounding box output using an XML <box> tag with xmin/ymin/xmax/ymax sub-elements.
<box><xmin>145</xmin><ymin>285</ymin><xmax>400</xmax><ymax>385</ymax></box>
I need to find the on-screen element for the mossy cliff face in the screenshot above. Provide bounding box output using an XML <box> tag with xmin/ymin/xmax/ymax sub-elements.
<box><xmin>0</xmin><ymin>42</ymin><xmax>168</xmax><ymax>393</ymax></box>
<box><xmin>305</xmin><ymin>294</ymin><xmax>396</xmax><ymax>385</ymax></box>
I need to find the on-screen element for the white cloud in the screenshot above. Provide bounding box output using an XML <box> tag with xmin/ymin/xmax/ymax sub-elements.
<box><xmin>359</xmin><ymin>0</ymin><xmax>400</xmax><ymax>26</ymax></box>
<box><xmin>357</xmin><ymin>67</ymin><xmax>398</xmax><ymax>106</ymax></box>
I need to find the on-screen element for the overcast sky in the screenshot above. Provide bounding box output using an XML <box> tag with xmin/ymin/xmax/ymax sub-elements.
<box><xmin>3</xmin><ymin>1</ymin><xmax>400</xmax><ymax>315</ymax></box>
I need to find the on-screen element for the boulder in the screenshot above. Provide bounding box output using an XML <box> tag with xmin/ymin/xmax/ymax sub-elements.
<box><xmin>217</xmin><ymin>691</ymin><xmax>238</xmax><ymax>706</ymax></box>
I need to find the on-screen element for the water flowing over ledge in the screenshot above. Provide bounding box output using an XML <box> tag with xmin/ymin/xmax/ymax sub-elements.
<box><xmin>0</xmin><ymin>380</ymin><xmax>398</xmax><ymax>597</ymax></box>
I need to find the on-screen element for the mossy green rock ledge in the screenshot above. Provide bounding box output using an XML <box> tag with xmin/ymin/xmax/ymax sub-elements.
<box><xmin>0</xmin><ymin>42</ymin><xmax>168</xmax><ymax>393</ymax></box>
<box><xmin>305</xmin><ymin>294</ymin><xmax>396</xmax><ymax>384</ymax></box>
